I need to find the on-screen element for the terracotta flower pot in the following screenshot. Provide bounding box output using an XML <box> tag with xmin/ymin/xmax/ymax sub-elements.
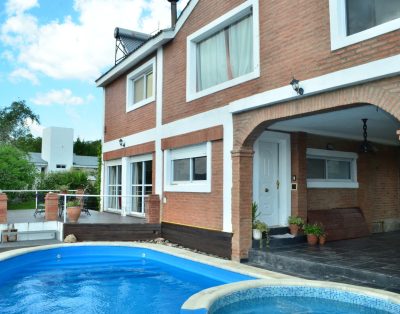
<box><xmin>289</xmin><ymin>224</ymin><xmax>299</xmax><ymax>236</ymax></box>
<box><xmin>307</xmin><ymin>234</ymin><xmax>318</xmax><ymax>245</ymax></box>
<box><xmin>67</xmin><ymin>206</ymin><xmax>81</xmax><ymax>223</ymax></box>
<box><xmin>319</xmin><ymin>235</ymin><xmax>326</xmax><ymax>245</ymax></box>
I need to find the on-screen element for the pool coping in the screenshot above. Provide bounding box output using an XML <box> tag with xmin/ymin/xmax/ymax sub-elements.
<box><xmin>0</xmin><ymin>242</ymin><xmax>293</xmax><ymax>280</ymax></box>
<box><xmin>180</xmin><ymin>279</ymin><xmax>400</xmax><ymax>312</ymax></box>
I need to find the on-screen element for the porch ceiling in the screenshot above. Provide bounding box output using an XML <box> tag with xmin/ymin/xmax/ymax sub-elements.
<box><xmin>269</xmin><ymin>105</ymin><xmax>400</xmax><ymax>146</ymax></box>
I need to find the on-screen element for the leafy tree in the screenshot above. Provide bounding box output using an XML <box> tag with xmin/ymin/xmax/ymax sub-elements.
<box><xmin>13</xmin><ymin>134</ymin><xmax>42</xmax><ymax>152</ymax></box>
<box><xmin>95</xmin><ymin>144</ymin><xmax>102</xmax><ymax>195</ymax></box>
<box><xmin>0</xmin><ymin>101</ymin><xmax>39</xmax><ymax>143</ymax></box>
<box><xmin>0</xmin><ymin>144</ymin><xmax>37</xmax><ymax>190</ymax></box>
<box><xmin>73</xmin><ymin>138</ymin><xmax>101</xmax><ymax>156</ymax></box>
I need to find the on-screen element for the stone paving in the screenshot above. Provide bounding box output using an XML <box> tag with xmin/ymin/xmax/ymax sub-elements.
<box><xmin>249</xmin><ymin>231</ymin><xmax>400</xmax><ymax>293</ymax></box>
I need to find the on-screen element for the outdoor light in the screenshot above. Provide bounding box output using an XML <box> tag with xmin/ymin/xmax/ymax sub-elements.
<box><xmin>290</xmin><ymin>78</ymin><xmax>304</xmax><ymax>95</ymax></box>
<box><xmin>119</xmin><ymin>138</ymin><xmax>126</xmax><ymax>147</ymax></box>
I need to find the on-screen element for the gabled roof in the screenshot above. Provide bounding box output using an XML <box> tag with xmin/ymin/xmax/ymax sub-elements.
<box><xmin>73</xmin><ymin>154</ymin><xmax>98</xmax><ymax>168</ymax></box>
<box><xmin>96</xmin><ymin>0</ymin><xmax>198</xmax><ymax>87</ymax></box>
<box><xmin>28</xmin><ymin>152</ymin><xmax>47</xmax><ymax>166</ymax></box>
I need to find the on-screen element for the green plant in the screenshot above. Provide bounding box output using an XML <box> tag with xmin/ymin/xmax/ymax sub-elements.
<box><xmin>253</xmin><ymin>219</ymin><xmax>269</xmax><ymax>233</ymax></box>
<box><xmin>288</xmin><ymin>216</ymin><xmax>304</xmax><ymax>226</ymax></box>
<box><xmin>66</xmin><ymin>199</ymin><xmax>81</xmax><ymax>207</ymax></box>
<box><xmin>252</xmin><ymin>202</ymin><xmax>260</xmax><ymax>228</ymax></box>
<box><xmin>303</xmin><ymin>223</ymin><xmax>323</xmax><ymax>236</ymax></box>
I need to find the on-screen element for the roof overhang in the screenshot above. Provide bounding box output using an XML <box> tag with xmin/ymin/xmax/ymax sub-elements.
<box><xmin>95</xmin><ymin>0</ymin><xmax>199</xmax><ymax>87</ymax></box>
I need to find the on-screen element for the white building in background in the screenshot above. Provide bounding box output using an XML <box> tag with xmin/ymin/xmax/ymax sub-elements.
<box><xmin>28</xmin><ymin>127</ymin><xmax>97</xmax><ymax>174</ymax></box>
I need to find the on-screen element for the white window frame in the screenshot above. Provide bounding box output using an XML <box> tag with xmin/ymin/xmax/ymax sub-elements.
<box><xmin>126</xmin><ymin>57</ymin><xmax>156</xmax><ymax>112</ymax></box>
<box><xmin>164</xmin><ymin>142</ymin><xmax>212</xmax><ymax>193</ymax></box>
<box><xmin>186</xmin><ymin>0</ymin><xmax>260</xmax><ymax>102</ymax></box>
<box><xmin>306</xmin><ymin>148</ymin><xmax>359</xmax><ymax>188</ymax></box>
<box><xmin>127</xmin><ymin>154</ymin><xmax>152</xmax><ymax>216</ymax></box>
<box><xmin>329</xmin><ymin>0</ymin><xmax>400</xmax><ymax>50</ymax></box>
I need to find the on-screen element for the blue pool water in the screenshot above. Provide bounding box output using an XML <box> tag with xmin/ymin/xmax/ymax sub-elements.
<box><xmin>0</xmin><ymin>246</ymin><xmax>253</xmax><ymax>314</ymax></box>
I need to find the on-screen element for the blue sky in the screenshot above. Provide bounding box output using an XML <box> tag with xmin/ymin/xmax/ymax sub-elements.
<box><xmin>0</xmin><ymin>0</ymin><xmax>188</xmax><ymax>140</ymax></box>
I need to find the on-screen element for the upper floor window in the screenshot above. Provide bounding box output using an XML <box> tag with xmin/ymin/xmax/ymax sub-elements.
<box><xmin>186</xmin><ymin>0</ymin><xmax>260</xmax><ymax>101</ymax></box>
<box><xmin>197</xmin><ymin>15</ymin><xmax>253</xmax><ymax>92</ymax></box>
<box><xmin>329</xmin><ymin>0</ymin><xmax>400</xmax><ymax>50</ymax></box>
<box><xmin>126</xmin><ymin>58</ymin><xmax>155</xmax><ymax>112</ymax></box>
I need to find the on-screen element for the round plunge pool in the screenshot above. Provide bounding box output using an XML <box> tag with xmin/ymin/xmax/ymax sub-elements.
<box><xmin>181</xmin><ymin>280</ymin><xmax>400</xmax><ymax>314</ymax></box>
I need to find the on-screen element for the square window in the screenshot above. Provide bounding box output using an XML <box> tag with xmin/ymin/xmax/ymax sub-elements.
<box><xmin>193</xmin><ymin>156</ymin><xmax>207</xmax><ymax>180</ymax></box>
<box><xmin>307</xmin><ymin>159</ymin><xmax>326</xmax><ymax>179</ymax></box>
<box><xmin>173</xmin><ymin>158</ymin><xmax>190</xmax><ymax>181</ymax></box>
<box><xmin>327</xmin><ymin>160</ymin><xmax>351</xmax><ymax>180</ymax></box>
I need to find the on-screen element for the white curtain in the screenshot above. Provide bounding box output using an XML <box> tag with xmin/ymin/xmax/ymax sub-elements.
<box><xmin>229</xmin><ymin>15</ymin><xmax>253</xmax><ymax>78</ymax></box>
<box><xmin>197</xmin><ymin>30</ymin><xmax>228</xmax><ymax>91</ymax></box>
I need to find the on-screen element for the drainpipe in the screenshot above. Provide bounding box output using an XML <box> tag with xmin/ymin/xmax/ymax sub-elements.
<box><xmin>167</xmin><ymin>0</ymin><xmax>179</xmax><ymax>28</ymax></box>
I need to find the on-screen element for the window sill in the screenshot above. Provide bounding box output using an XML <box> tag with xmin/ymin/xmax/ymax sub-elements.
<box><xmin>126</xmin><ymin>97</ymin><xmax>155</xmax><ymax>112</ymax></box>
<box><xmin>164</xmin><ymin>182</ymin><xmax>211</xmax><ymax>193</ymax></box>
<box><xmin>307</xmin><ymin>181</ymin><xmax>359</xmax><ymax>189</ymax></box>
<box><xmin>186</xmin><ymin>70</ymin><xmax>259</xmax><ymax>102</ymax></box>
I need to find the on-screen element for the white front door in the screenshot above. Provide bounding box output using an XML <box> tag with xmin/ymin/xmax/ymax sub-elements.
<box><xmin>258</xmin><ymin>141</ymin><xmax>280</xmax><ymax>226</ymax></box>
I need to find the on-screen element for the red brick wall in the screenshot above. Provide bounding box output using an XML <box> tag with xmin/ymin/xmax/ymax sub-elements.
<box><xmin>103</xmin><ymin>141</ymin><xmax>155</xmax><ymax>161</ymax></box>
<box><xmin>104</xmin><ymin>55</ymin><xmax>156</xmax><ymax>142</ymax></box>
<box><xmin>162</xmin><ymin>0</ymin><xmax>400</xmax><ymax>124</ymax></box>
<box><xmin>161</xmin><ymin>140</ymin><xmax>224</xmax><ymax>230</ymax></box>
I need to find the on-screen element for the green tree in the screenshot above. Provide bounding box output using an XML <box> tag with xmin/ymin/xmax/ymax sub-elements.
<box><xmin>73</xmin><ymin>138</ymin><xmax>101</xmax><ymax>156</ymax></box>
<box><xmin>37</xmin><ymin>169</ymin><xmax>89</xmax><ymax>190</ymax></box>
<box><xmin>0</xmin><ymin>144</ymin><xmax>37</xmax><ymax>190</ymax></box>
<box><xmin>0</xmin><ymin>101</ymin><xmax>40</xmax><ymax>143</ymax></box>
<box><xmin>13</xmin><ymin>134</ymin><xmax>42</xmax><ymax>152</ymax></box>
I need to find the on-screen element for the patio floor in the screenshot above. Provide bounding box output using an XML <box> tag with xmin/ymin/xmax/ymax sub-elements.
<box><xmin>249</xmin><ymin>231</ymin><xmax>400</xmax><ymax>293</ymax></box>
<box><xmin>6</xmin><ymin>209</ymin><xmax>145</xmax><ymax>224</ymax></box>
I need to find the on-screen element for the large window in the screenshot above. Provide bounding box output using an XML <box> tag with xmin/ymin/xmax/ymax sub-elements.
<box><xmin>126</xmin><ymin>58</ymin><xmax>155</xmax><ymax>111</ymax></box>
<box><xmin>329</xmin><ymin>0</ymin><xmax>400</xmax><ymax>50</ymax></box>
<box><xmin>165</xmin><ymin>142</ymin><xmax>212</xmax><ymax>192</ymax></box>
<box><xmin>186</xmin><ymin>0</ymin><xmax>259</xmax><ymax>101</ymax></box>
<box><xmin>196</xmin><ymin>15</ymin><xmax>253</xmax><ymax>91</ymax></box>
<box><xmin>107</xmin><ymin>164</ymin><xmax>122</xmax><ymax>210</ymax></box>
<box><xmin>306</xmin><ymin>148</ymin><xmax>358</xmax><ymax>188</ymax></box>
<box><xmin>130</xmin><ymin>160</ymin><xmax>152</xmax><ymax>214</ymax></box>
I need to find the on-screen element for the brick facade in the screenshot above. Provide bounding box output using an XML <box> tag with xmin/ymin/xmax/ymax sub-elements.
<box><xmin>162</xmin><ymin>139</ymin><xmax>224</xmax><ymax>230</ymax></box>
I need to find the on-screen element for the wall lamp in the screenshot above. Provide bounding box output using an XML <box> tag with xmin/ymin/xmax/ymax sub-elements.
<box><xmin>290</xmin><ymin>78</ymin><xmax>304</xmax><ymax>95</ymax></box>
<box><xmin>119</xmin><ymin>138</ymin><xmax>126</xmax><ymax>147</ymax></box>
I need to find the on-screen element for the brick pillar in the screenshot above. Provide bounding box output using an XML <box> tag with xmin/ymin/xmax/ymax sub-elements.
<box><xmin>291</xmin><ymin>132</ymin><xmax>308</xmax><ymax>221</ymax></box>
<box><xmin>145</xmin><ymin>194</ymin><xmax>160</xmax><ymax>224</ymax></box>
<box><xmin>0</xmin><ymin>193</ymin><xmax>8</xmax><ymax>223</ymax></box>
<box><xmin>45</xmin><ymin>192</ymin><xmax>59</xmax><ymax>221</ymax></box>
<box><xmin>231</xmin><ymin>148</ymin><xmax>254</xmax><ymax>261</ymax></box>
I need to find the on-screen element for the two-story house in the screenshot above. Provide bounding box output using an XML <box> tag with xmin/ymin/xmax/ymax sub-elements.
<box><xmin>96</xmin><ymin>0</ymin><xmax>400</xmax><ymax>260</ymax></box>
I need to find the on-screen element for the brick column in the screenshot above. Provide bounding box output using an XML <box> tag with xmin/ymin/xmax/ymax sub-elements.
<box><xmin>231</xmin><ymin>148</ymin><xmax>254</xmax><ymax>261</ymax></box>
<box><xmin>0</xmin><ymin>193</ymin><xmax>8</xmax><ymax>223</ymax></box>
<box><xmin>145</xmin><ymin>194</ymin><xmax>160</xmax><ymax>224</ymax></box>
<box><xmin>290</xmin><ymin>132</ymin><xmax>308</xmax><ymax>221</ymax></box>
<box><xmin>45</xmin><ymin>192</ymin><xmax>59</xmax><ymax>221</ymax></box>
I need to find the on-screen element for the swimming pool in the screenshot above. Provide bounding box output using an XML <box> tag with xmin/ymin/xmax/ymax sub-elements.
<box><xmin>0</xmin><ymin>245</ymin><xmax>254</xmax><ymax>314</ymax></box>
<box><xmin>182</xmin><ymin>280</ymin><xmax>400</xmax><ymax>314</ymax></box>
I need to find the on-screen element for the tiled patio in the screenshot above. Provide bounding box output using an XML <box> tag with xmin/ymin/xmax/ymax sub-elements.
<box><xmin>6</xmin><ymin>209</ymin><xmax>145</xmax><ymax>224</ymax></box>
<box><xmin>249</xmin><ymin>231</ymin><xmax>400</xmax><ymax>293</ymax></box>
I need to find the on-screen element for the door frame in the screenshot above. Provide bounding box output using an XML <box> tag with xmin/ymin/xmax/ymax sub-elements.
<box><xmin>253</xmin><ymin>130</ymin><xmax>291</xmax><ymax>226</ymax></box>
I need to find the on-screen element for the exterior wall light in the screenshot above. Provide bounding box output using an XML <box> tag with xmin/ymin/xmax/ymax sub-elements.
<box><xmin>290</xmin><ymin>78</ymin><xmax>304</xmax><ymax>95</ymax></box>
<box><xmin>119</xmin><ymin>138</ymin><xmax>126</xmax><ymax>147</ymax></box>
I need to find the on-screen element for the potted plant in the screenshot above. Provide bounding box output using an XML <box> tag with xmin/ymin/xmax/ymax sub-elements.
<box><xmin>303</xmin><ymin>223</ymin><xmax>322</xmax><ymax>245</ymax></box>
<box><xmin>288</xmin><ymin>216</ymin><xmax>304</xmax><ymax>236</ymax></box>
<box><xmin>318</xmin><ymin>224</ymin><xmax>327</xmax><ymax>245</ymax></box>
<box><xmin>66</xmin><ymin>199</ymin><xmax>82</xmax><ymax>223</ymax></box>
<box><xmin>253</xmin><ymin>219</ymin><xmax>268</xmax><ymax>240</ymax></box>
<box><xmin>252</xmin><ymin>202</ymin><xmax>261</xmax><ymax>239</ymax></box>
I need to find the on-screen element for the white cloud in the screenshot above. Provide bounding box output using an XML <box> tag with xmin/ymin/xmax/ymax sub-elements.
<box><xmin>31</xmin><ymin>89</ymin><xmax>86</xmax><ymax>106</ymax></box>
<box><xmin>1</xmin><ymin>0</ymin><xmax>190</xmax><ymax>82</ymax></box>
<box><xmin>1</xmin><ymin>50</ymin><xmax>14</xmax><ymax>62</ymax></box>
<box><xmin>25</xmin><ymin>117</ymin><xmax>44</xmax><ymax>137</ymax></box>
<box><xmin>9</xmin><ymin>68</ymin><xmax>39</xmax><ymax>85</ymax></box>
<box><xmin>5</xmin><ymin>0</ymin><xmax>38</xmax><ymax>16</ymax></box>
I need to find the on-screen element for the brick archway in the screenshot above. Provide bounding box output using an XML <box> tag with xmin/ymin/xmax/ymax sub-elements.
<box><xmin>230</xmin><ymin>76</ymin><xmax>400</xmax><ymax>260</ymax></box>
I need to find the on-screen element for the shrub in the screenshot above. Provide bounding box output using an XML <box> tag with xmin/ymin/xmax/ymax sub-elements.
<box><xmin>37</xmin><ymin>169</ymin><xmax>89</xmax><ymax>190</ymax></box>
<box><xmin>288</xmin><ymin>216</ymin><xmax>304</xmax><ymax>226</ymax></box>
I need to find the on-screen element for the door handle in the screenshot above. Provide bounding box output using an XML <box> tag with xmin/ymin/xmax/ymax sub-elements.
<box><xmin>265</xmin><ymin>188</ymin><xmax>269</xmax><ymax>192</ymax></box>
